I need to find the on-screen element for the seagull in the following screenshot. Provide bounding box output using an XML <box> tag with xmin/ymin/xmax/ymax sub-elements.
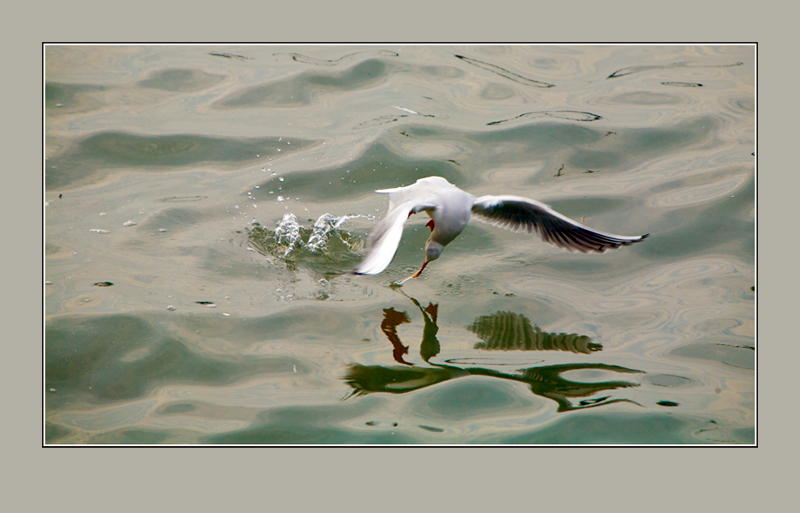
<box><xmin>352</xmin><ymin>176</ymin><xmax>648</xmax><ymax>283</ymax></box>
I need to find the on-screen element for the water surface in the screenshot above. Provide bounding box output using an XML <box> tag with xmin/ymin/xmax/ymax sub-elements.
<box><xmin>45</xmin><ymin>45</ymin><xmax>755</xmax><ymax>444</ymax></box>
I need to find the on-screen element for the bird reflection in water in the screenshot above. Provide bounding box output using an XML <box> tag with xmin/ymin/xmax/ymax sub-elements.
<box><xmin>344</xmin><ymin>292</ymin><xmax>643</xmax><ymax>412</ymax></box>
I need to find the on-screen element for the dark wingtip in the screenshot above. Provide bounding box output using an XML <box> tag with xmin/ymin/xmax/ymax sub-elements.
<box><xmin>640</xmin><ymin>233</ymin><xmax>650</xmax><ymax>240</ymax></box>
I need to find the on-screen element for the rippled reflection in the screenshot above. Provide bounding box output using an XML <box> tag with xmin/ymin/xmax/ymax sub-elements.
<box><xmin>344</xmin><ymin>293</ymin><xmax>642</xmax><ymax>412</ymax></box>
<box><xmin>468</xmin><ymin>311</ymin><xmax>601</xmax><ymax>353</ymax></box>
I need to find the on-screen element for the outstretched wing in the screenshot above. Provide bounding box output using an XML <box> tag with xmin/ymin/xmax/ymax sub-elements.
<box><xmin>471</xmin><ymin>195</ymin><xmax>648</xmax><ymax>253</ymax></box>
<box><xmin>353</xmin><ymin>200</ymin><xmax>437</xmax><ymax>275</ymax></box>
<box><xmin>353</xmin><ymin>178</ymin><xmax>450</xmax><ymax>275</ymax></box>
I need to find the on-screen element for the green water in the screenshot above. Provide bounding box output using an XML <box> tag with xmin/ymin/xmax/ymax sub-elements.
<box><xmin>45</xmin><ymin>45</ymin><xmax>754</xmax><ymax>444</ymax></box>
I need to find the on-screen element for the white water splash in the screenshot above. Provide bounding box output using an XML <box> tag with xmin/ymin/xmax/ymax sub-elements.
<box><xmin>273</xmin><ymin>212</ymin><xmax>371</xmax><ymax>257</ymax></box>
<box><xmin>274</xmin><ymin>213</ymin><xmax>303</xmax><ymax>256</ymax></box>
<box><xmin>307</xmin><ymin>213</ymin><xmax>366</xmax><ymax>252</ymax></box>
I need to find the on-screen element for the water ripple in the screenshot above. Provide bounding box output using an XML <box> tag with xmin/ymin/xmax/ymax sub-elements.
<box><xmin>648</xmin><ymin>168</ymin><xmax>751</xmax><ymax>208</ymax></box>
<box><xmin>213</xmin><ymin>59</ymin><xmax>395</xmax><ymax>108</ymax></box>
<box><xmin>607</xmin><ymin>61</ymin><xmax>743</xmax><ymax>79</ymax></box>
<box><xmin>276</xmin><ymin>50</ymin><xmax>399</xmax><ymax>65</ymax></box>
<box><xmin>455</xmin><ymin>54</ymin><xmax>555</xmax><ymax>88</ymax></box>
<box><xmin>488</xmin><ymin>110</ymin><xmax>602</xmax><ymax>126</ymax></box>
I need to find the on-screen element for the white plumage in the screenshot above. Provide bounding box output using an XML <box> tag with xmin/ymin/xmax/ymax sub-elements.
<box><xmin>353</xmin><ymin>176</ymin><xmax>648</xmax><ymax>281</ymax></box>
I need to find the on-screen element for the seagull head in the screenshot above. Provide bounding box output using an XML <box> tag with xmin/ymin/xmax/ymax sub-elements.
<box><xmin>410</xmin><ymin>240</ymin><xmax>444</xmax><ymax>279</ymax></box>
<box><xmin>424</xmin><ymin>240</ymin><xmax>444</xmax><ymax>264</ymax></box>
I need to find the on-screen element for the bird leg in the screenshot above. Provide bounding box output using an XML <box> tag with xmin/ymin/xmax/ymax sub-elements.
<box><xmin>409</xmin><ymin>221</ymin><xmax>433</xmax><ymax>279</ymax></box>
<box><xmin>411</xmin><ymin>260</ymin><xmax>428</xmax><ymax>279</ymax></box>
<box><xmin>395</xmin><ymin>260</ymin><xmax>428</xmax><ymax>285</ymax></box>
<box><xmin>394</xmin><ymin>217</ymin><xmax>433</xmax><ymax>285</ymax></box>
